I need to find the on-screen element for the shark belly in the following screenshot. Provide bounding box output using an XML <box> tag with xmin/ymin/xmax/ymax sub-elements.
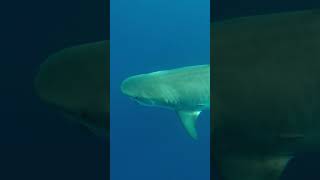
<box><xmin>165</xmin><ymin>78</ymin><xmax>210</xmax><ymax>111</ymax></box>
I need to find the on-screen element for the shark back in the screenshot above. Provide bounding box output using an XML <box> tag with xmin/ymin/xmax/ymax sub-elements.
<box><xmin>152</xmin><ymin>64</ymin><xmax>210</xmax><ymax>110</ymax></box>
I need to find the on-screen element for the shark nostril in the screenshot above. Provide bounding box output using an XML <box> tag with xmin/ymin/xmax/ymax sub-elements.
<box><xmin>132</xmin><ymin>97</ymin><xmax>140</xmax><ymax>103</ymax></box>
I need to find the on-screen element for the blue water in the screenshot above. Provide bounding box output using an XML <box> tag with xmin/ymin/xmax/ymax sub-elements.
<box><xmin>110</xmin><ymin>0</ymin><xmax>210</xmax><ymax>179</ymax></box>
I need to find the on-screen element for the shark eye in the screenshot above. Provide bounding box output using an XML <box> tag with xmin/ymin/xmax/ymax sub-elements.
<box><xmin>133</xmin><ymin>96</ymin><xmax>140</xmax><ymax>100</ymax></box>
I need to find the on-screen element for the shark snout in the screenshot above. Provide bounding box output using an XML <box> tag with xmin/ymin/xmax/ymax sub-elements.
<box><xmin>121</xmin><ymin>74</ymin><xmax>148</xmax><ymax>97</ymax></box>
<box><xmin>120</xmin><ymin>78</ymin><xmax>131</xmax><ymax>96</ymax></box>
<box><xmin>120</xmin><ymin>77</ymin><xmax>140</xmax><ymax>98</ymax></box>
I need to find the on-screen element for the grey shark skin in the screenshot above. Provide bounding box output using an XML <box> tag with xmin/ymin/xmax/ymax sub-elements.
<box><xmin>213</xmin><ymin>9</ymin><xmax>320</xmax><ymax>180</ymax></box>
<box><xmin>34</xmin><ymin>40</ymin><xmax>109</xmax><ymax>136</ymax></box>
<box><xmin>121</xmin><ymin>65</ymin><xmax>210</xmax><ymax>139</ymax></box>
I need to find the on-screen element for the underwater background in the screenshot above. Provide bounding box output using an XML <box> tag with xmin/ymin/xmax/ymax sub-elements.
<box><xmin>110</xmin><ymin>0</ymin><xmax>210</xmax><ymax>179</ymax></box>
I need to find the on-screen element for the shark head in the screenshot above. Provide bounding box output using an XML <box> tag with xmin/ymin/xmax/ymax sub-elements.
<box><xmin>34</xmin><ymin>41</ymin><xmax>109</xmax><ymax>136</ymax></box>
<box><xmin>121</xmin><ymin>73</ymin><xmax>163</xmax><ymax>107</ymax></box>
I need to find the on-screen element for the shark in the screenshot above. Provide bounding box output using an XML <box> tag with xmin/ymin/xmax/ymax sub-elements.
<box><xmin>33</xmin><ymin>8</ymin><xmax>320</xmax><ymax>180</ymax></box>
<box><xmin>34</xmin><ymin>40</ymin><xmax>109</xmax><ymax>136</ymax></box>
<box><xmin>120</xmin><ymin>8</ymin><xmax>320</xmax><ymax>180</ymax></box>
<box><xmin>212</xmin><ymin>9</ymin><xmax>320</xmax><ymax>180</ymax></box>
<box><xmin>121</xmin><ymin>65</ymin><xmax>210</xmax><ymax>139</ymax></box>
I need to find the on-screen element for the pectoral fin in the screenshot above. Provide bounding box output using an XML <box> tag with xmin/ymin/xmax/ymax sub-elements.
<box><xmin>177</xmin><ymin>110</ymin><xmax>201</xmax><ymax>140</ymax></box>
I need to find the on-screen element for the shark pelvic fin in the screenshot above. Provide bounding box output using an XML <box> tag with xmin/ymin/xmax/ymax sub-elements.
<box><xmin>177</xmin><ymin>110</ymin><xmax>201</xmax><ymax>140</ymax></box>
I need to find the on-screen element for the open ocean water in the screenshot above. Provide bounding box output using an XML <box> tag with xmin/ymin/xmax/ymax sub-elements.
<box><xmin>110</xmin><ymin>0</ymin><xmax>210</xmax><ymax>179</ymax></box>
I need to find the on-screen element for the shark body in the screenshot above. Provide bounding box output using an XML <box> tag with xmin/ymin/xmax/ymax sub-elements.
<box><xmin>121</xmin><ymin>65</ymin><xmax>210</xmax><ymax>139</ymax></box>
<box><xmin>212</xmin><ymin>9</ymin><xmax>320</xmax><ymax>180</ymax></box>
